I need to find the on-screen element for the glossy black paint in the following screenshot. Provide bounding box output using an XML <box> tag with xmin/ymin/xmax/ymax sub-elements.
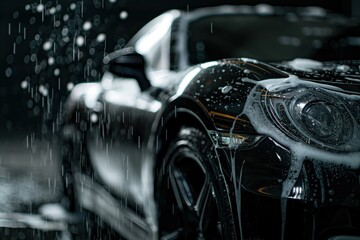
<box><xmin>169</xmin><ymin>59</ymin><xmax>360</xmax><ymax>239</ymax></box>
<box><xmin>62</xmin><ymin>5</ymin><xmax>360</xmax><ymax>240</ymax></box>
<box><xmin>63</xmin><ymin>59</ymin><xmax>360</xmax><ymax>239</ymax></box>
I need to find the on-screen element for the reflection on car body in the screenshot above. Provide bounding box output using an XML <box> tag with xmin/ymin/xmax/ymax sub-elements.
<box><xmin>61</xmin><ymin>4</ymin><xmax>360</xmax><ymax>240</ymax></box>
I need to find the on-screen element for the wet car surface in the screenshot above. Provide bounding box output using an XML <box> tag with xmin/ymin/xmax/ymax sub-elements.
<box><xmin>60</xmin><ymin>5</ymin><xmax>360</xmax><ymax>240</ymax></box>
<box><xmin>1</xmin><ymin>2</ymin><xmax>360</xmax><ymax>240</ymax></box>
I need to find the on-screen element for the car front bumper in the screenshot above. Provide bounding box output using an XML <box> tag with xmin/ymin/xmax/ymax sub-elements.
<box><xmin>212</xmin><ymin>132</ymin><xmax>360</xmax><ymax>239</ymax></box>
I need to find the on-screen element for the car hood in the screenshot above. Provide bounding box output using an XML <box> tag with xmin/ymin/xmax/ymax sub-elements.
<box><xmin>175</xmin><ymin>58</ymin><xmax>360</xmax><ymax>135</ymax></box>
<box><xmin>272</xmin><ymin>58</ymin><xmax>360</xmax><ymax>93</ymax></box>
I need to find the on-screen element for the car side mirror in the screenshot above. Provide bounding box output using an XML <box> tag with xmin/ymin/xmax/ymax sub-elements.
<box><xmin>104</xmin><ymin>47</ymin><xmax>151</xmax><ymax>91</ymax></box>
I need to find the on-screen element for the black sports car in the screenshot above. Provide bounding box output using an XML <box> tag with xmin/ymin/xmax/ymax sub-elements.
<box><xmin>61</xmin><ymin>5</ymin><xmax>360</xmax><ymax>240</ymax></box>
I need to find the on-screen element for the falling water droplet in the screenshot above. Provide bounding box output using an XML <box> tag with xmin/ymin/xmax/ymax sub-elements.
<box><xmin>54</xmin><ymin>68</ymin><xmax>60</xmax><ymax>76</ymax></box>
<box><xmin>39</xmin><ymin>85</ymin><xmax>48</xmax><ymax>96</ymax></box>
<box><xmin>90</xmin><ymin>113</ymin><xmax>98</xmax><ymax>123</ymax></box>
<box><xmin>96</xmin><ymin>33</ymin><xmax>106</xmax><ymax>42</ymax></box>
<box><xmin>43</xmin><ymin>40</ymin><xmax>53</xmax><ymax>51</ymax></box>
<box><xmin>21</xmin><ymin>80</ymin><xmax>28</xmax><ymax>89</ymax></box>
<box><xmin>63</xmin><ymin>14</ymin><xmax>69</xmax><ymax>22</ymax></box>
<box><xmin>83</xmin><ymin>21</ymin><xmax>92</xmax><ymax>31</ymax></box>
<box><xmin>48</xmin><ymin>57</ymin><xmax>55</xmax><ymax>65</ymax></box>
<box><xmin>5</xmin><ymin>68</ymin><xmax>12</xmax><ymax>78</ymax></box>
<box><xmin>37</xmin><ymin>3</ymin><xmax>45</xmax><ymax>13</ymax></box>
<box><xmin>61</xmin><ymin>27</ymin><xmax>69</xmax><ymax>36</ymax></box>
<box><xmin>119</xmin><ymin>11</ymin><xmax>128</xmax><ymax>20</ymax></box>
<box><xmin>70</xmin><ymin>3</ymin><xmax>76</xmax><ymax>10</ymax></box>
<box><xmin>67</xmin><ymin>82</ymin><xmax>74</xmax><ymax>91</ymax></box>
<box><xmin>76</xmin><ymin>35</ymin><xmax>85</xmax><ymax>47</ymax></box>
<box><xmin>49</xmin><ymin>7</ymin><xmax>56</xmax><ymax>15</ymax></box>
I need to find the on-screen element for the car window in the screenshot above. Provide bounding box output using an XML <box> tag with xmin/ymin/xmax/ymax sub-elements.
<box><xmin>187</xmin><ymin>15</ymin><xmax>360</xmax><ymax>64</ymax></box>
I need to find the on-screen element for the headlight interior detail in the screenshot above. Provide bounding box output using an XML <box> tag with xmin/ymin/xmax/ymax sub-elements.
<box><xmin>262</xmin><ymin>86</ymin><xmax>358</xmax><ymax>151</ymax></box>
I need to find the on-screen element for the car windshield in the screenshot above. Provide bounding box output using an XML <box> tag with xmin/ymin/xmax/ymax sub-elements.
<box><xmin>188</xmin><ymin>14</ymin><xmax>360</xmax><ymax>64</ymax></box>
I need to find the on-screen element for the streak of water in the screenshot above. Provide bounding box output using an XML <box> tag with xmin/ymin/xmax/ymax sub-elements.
<box><xmin>229</xmin><ymin>112</ymin><xmax>244</xmax><ymax>240</ymax></box>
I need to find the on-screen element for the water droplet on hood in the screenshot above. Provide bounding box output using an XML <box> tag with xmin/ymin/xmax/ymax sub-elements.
<box><xmin>221</xmin><ymin>85</ymin><xmax>233</xmax><ymax>94</ymax></box>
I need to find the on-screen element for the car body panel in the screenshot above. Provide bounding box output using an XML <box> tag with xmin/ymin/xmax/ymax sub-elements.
<box><xmin>65</xmin><ymin>58</ymin><xmax>360</xmax><ymax>239</ymax></box>
<box><xmin>63</xmin><ymin>5</ymin><xmax>360</xmax><ymax>240</ymax></box>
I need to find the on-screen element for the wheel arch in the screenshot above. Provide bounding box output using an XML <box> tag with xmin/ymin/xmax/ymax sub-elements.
<box><xmin>153</xmin><ymin>97</ymin><xmax>215</xmax><ymax>169</ymax></box>
<box><xmin>152</xmin><ymin>96</ymin><xmax>239</xmax><ymax>237</ymax></box>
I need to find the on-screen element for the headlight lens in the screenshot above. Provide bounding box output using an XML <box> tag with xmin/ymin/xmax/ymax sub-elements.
<box><xmin>302</xmin><ymin>102</ymin><xmax>342</xmax><ymax>137</ymax></box>
<box><xmin>263</xmin><ymin>86</ymin><xmax>355</xmax><ymax>151</ymax></box>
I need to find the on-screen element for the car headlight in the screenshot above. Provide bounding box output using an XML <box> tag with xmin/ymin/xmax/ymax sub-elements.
<box><xmin>263</xmin><ymin>87</ymin><xmax>356</xmax><ymax>151</ymax></box>
<box><xmin>301</xmin><ymin>101</ymin><xmax>345</xmax><ymax>139</ymax></box>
